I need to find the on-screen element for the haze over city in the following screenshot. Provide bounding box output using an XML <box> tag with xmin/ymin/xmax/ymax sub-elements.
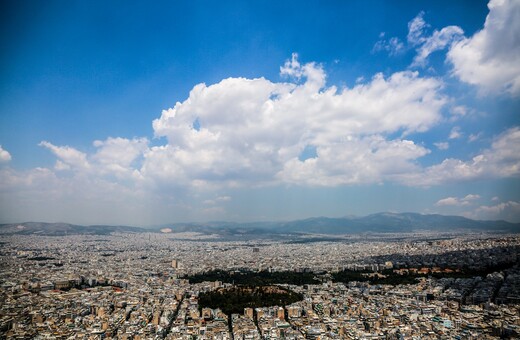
<box><xmin>1</xmin><ymin>0</ymin><xmax>519</xmax><ymax>226</ymax></box>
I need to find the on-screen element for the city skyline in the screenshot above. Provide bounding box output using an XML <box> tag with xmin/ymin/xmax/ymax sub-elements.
<box><xmin>1</xmin><ymin>0</ymin><xmax>519</xmax><ymax>225</ymax></box>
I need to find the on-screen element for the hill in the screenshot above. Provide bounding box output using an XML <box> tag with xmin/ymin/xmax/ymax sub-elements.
<box><xmin>0</xmin><ymin>222</ymin><xmax>147</xmax><ymax>236</ymax></box>
<box><xmin>279</xmin><ymin>212</ymin><xmax>520</xmax><ymax>234</ymax></box>
<box><xmin>1</xmin><ymin>213</ymin><xmax>518</xmax><ymax>236</ymax></box>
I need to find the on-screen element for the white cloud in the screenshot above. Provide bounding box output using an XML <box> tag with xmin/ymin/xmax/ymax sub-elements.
<box><xmin>447</xmin><ymin>0</ymin><xmax>520</xmax><ymax>96</ymax></box>
<box><xmin>92</xmin><ymin>137</ymin><xmax>148</xmax><ymax>178</ymax></box>
<box><xmin>2</xmin><ymin>51</ymin><xmax>520</xmax><ymax>224</ymax></box>
<box><xmin>412</xmin><ymin>25</ymin><xmax>464</xmax><ymax>67</ymax></box>
<box><xmin>435</xmin><ymin>194</ymin><xmax>480</xmax><ymax>207</ymax></box>
<box><xmin>54</xmin><ymin>160</ymin><xmax>71</xmax><ymax>171</ymax></box>
<box><xmin>373</xmin><ymin>11</ymin><xmax>466</xmax><ymax>70</ymax></box>
<box><xmin>277</xmin><ymin>136</ymin><xmax>429</xmax><ymax>186</ymax></box>
<box><xmin>450</xmin><ymin>105</ymin><xmax>468</xmax><ymax>117</ymax></box>
<box><xmin>40</xmin><ymin>138</ymin><xmax>148</xmax><ymax>178</ymax></box>
<box><xmin>380</xmin><ymin>11</ymin><xmax>464</xmax><ymax>68</ymax></box>
<box><xmin>0</xmin><ymin>145</ymin><xmax>12</xmax><ymax>163</ymax></box>
<box><xmin>148</xmin><ymin>55</ymin><xmax>446</xmax><ymax>187</ymax></box>
<box><xmin>403</xmin><ymin>126</ymin><xmax>520</xmax><ymax>185</ymax></box>
<box><xmin>373</xmin><ymin>34</ymin><xmax>405</xmax><ymax>56</ymax></box>
<box><xmin>27</xmin><ymin>57</ymin><xmax>520</xmax><ymax>195</ymax></box>
<box><xmin>472</xmin><ymin>201</ymin><xmax>520</xmax><ymax>222</ymax></box>
<box><xmin>280</xmin><ymin>53</ymin><xmax>303</xmax><ymax>79</ymax></box>
<box><xmin>434</xmin><ymin>142</ymin><xmax>449</xmax><ymax>150</ymax></box>
<box><xmin>407</xmin><ymin>11</ymin><xmax>428</xmax><ymax>46</ymax></box>
<box><xmin>463</xmin><ymin>194</ymin><xmax>480</xmax><ymax>201</ymax></box>
<box><xmin>449</xmin><ymin>126</ymin><xmax>462</xmax><ymax>139</ymax></box>
<box><xmin>18</xmin><ymin>57</ymin><xmax>520</xmax><ymax>201</ymax></box>
<box><xmin>39</xmin><ymin>141</ymin><xmax>90</xmax><ymax>170</ymax></box>
<box><xmin>436</xmin><ymin>197</ymin><xmax>465</xmax><ymax>206</ymax></box>
<box><xmin>406</xmin><ymin>11</ymin><xmax>465</xmax><ymax>67</ymax></box>
<box><xmin>401</xmin><ymin>2</ymin><xmax>520</xmax><ymax>94</ymax></box>
<box><xmin>388</xmin><ymin>37</ymin><xmax>405</xmax><ymax>55</ymax></box>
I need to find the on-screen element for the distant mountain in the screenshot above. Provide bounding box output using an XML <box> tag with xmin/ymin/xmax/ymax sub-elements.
<box><xmin>278</xmin><ymin>212</ymin><xmax>520</xmax><ymax>234</ymax></box>
<box><xmin>1</xmin><ymin>213</ymin><xmax>518</xmax><ymax>236</ymax></box>
<box><xmin>0</xmin><ymin>222</ymin><xmax>147</xmax><ymax>236</ymax></box>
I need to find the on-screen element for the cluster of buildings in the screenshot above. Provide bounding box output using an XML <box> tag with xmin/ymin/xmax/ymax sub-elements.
<box><xmin>278</xmin><ymin>278</ymin><xmax>520</xmax><ymax>339</ymax></box>
<box><xmin>0</xmin><ymin>232</ymin><xmax>519</xmax><ymax>338</ymax></box>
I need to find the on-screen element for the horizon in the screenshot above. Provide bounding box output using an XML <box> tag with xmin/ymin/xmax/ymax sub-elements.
<box><xmin>1</xmin><ymin>0</ymin><xmax>519</xmax><ymax>225</ymax></box>
<box><xmin>4</xmin><ymin>211</ymin><xmax>519</xmax><ymax>229</ymax></box>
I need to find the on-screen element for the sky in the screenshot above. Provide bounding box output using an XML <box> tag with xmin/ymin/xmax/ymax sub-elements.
<box><xmin>1</xmin><ymin>0</ymin><xmax>519</xmax><ymax>226</ymax></box>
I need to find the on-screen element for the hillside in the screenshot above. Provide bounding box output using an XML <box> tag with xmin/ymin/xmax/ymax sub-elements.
<box><xmin>1</xmin><ymin>213</ymin><xmax>518</xmax><ymax>236</ymax></box>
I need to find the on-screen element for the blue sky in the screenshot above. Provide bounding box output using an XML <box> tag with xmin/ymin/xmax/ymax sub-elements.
<box><xmin>1</xmin><ymin>0</ymin><xmax>519</xmax><ymax>225</ymax></box>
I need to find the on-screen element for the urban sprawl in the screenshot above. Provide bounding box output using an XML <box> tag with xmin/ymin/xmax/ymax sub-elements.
<box><xmin>1</xmin><ymin>231</ymin><xmax>519</xmax><ymax>339</ymax></box>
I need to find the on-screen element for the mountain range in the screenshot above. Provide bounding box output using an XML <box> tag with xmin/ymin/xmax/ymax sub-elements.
<box><xmin>1</xmin><ymin>213</ymin><xmax>519</xmax><ymax>237</ymax></box>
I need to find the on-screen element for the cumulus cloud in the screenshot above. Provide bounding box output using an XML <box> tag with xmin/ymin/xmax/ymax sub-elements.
<box><xmin>463</xmin><ymin>194</ymin><xmax>480</xmax><ymax>201</ymax></box>
<box><xmin>25</xmin><ymin>55</ymin><xmax>520</xmax><ymax>196</ymax></box>
<box><xmin>2</xmin><ymin>50</ymin><xmax>520</xmax><ymax>224</ymax></box>
<box><xmin>447</xmin><ymin>0</ymin><xmax>520</xmax><ymax>96</ymax></box>
<box><xmin>0</xmin><ymin>146</ymin><xmax>12</xmax><ymax>163</ymax></box>
<box><xmin>39</xmin><ymin>141</ymin><xmax>90</xmax><ymax>170</ymax></box>
<box><xmin>449</xmin><ymin>126</ymin><xmax>462</xmax><ymax>139</ymax></box>
<box><xmin>435</xmin><ymin>194</ymin><xmax>480</xmax><ymax>207</ymax></box>
<box><xmin>472</xmin><ymin>201</ymin><xmax>520</xmax><ymax>222</ymax></box>
<box><xmin>39</xmin><ymin>137</ymin><xmax>148</xmax><ymax>178</ymax></box>
<box><xmin>436</xmin><ymin>197</ymin><xmax>463</xmax><ymax>206</ymax></box>
<box><xmin>277</xmin><ymin>136</ymin><xmax>429</xmax><ymax>186</ymax></box>
<box><xmin>401</xmin><ymin>2</ymin><xmax>520</xmax><ymax>94</ymax></box>
<box><xmin>434</xmin><ymin>142</ymin><xmax>449</xmax><ymax>150</ymax></box>
<box><xmin>92</xmin><ymin>137</ymin><xmax>148</xmax><ymax>178</ymax></box>
<box><xmin>403</xmin><ymin>127</ymin><xmax>520</xmax><ymax>186</ymax></box>
<box><xmin>149</xmin><ymin>55</ymin><xmax>445</xmax><ymax>187</ymax></box>
<box><xmin>280</xmin><ymin>53</ymin><xmax>303</xmax><ymax>79</ymax></box>
<box><xmin>30</xmin><ymin>57</ymin><xmax>520</xmax><ymax>192</ymax></box>
<box><xmin>450</xmin><ymin>105</ymin><xmax>468</xmax><ymax>117</ymax></box>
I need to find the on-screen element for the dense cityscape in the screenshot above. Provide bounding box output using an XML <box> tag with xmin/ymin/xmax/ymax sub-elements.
<box><xmin>1</xmin><ymin>230</ymin><xmax>519</xmax><ymax>339</ymax></box>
